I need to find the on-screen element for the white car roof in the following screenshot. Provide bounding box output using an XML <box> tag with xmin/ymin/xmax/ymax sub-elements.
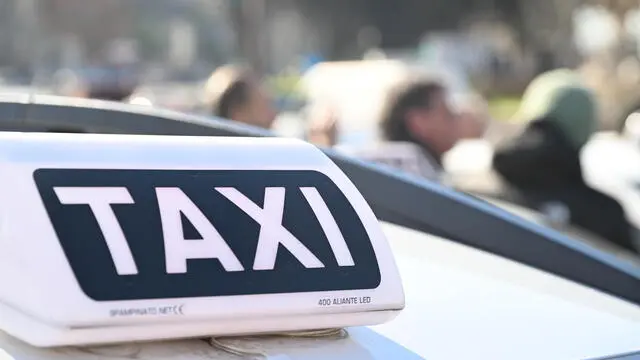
<box><xmin>376</xmin><ymin>223</ymin><xmax>640</xmax><ymax>360</ymax></box>
<box><xmin>1</xmin><ymin>222</ymin><xmax>638</xmax><ymax>360</ymax></box>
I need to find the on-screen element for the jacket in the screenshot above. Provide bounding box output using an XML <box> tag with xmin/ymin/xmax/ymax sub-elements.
<box><xmin>493</xmin><ymin>119</ymin><xmax>636</xmax><ymax>253</ymax></box>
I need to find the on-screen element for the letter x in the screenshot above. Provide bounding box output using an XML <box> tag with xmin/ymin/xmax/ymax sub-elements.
<box><xmin>215</xmin><ymin>187</ymin><xmax>325</xmax><ymax>270</ymax></box>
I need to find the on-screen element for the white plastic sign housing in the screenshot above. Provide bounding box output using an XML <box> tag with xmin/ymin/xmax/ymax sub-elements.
<box><xmin>0</xmin><ymin>132</ymin><xmax>404</xmax><ymax>347</ymax></box>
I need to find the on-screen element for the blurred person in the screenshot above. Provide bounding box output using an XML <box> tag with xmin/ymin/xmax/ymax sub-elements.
<box><xmin>89</xmin><ymin>84</ymin><xmax>136</xmax><ymax>102</ymax></box>
<box><xmin>492</xmin><ymin>69</ymin><xmax>637</xmax><ymax>252</ymax></box>
<box><xmin>204</xmin><ymin>64</ymin><xmax>277</xmax><ymax>129</ymax></box>
<box><xmin>53</xmin><ymin>67</ymin><xmax>137</xmax><ymax>102</ymax></box>
<box><xmin>88</xmin><ymin>65</ymin><xmax>139</xmax><ymax>102</ymax></box>
<box><xmin>378</xmin><ymin>78</ymin><xmax>459</xmax><ymax>181</ymax></box>
<box><xmin>336</xmin><ymin>78</ymin><xmax>458</xmax><ymax>183</ymax></box>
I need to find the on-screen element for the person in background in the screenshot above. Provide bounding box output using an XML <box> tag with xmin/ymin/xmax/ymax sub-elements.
<box><xmin>88</xmin><ymin>84</ymin><xmax>136</xmax><ymax>102</ymax></box>
<box><xmin>53</xmin><ymin>67</ymin><xmax>138</xmax><ymax>102</ymax></box>
<box><xmin>492</xmin><ymin>69</ymin><xmax>637</xmax><ymax>253</ymax></box>
<box><xmin>334</xmin><ymin>78</ymin><xmax>458</xmax><ymax>183</ymax></box>
<box><xmin>205</xmin><ymin>64</ymin><xmax>340</xmax><ymax>147</ymax></box>
<box><xmin>377</xmin><ymin>78</ymin><xmax>459</xmax><ymax>181</ymax></box>
<box><xmin>203</xmin><ymin>64</ymin><xmax>277</xmax><ymax>129</ymax></box>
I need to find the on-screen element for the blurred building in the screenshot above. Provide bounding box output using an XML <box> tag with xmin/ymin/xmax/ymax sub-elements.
<box><xmin>0</xmin><ymin>0</ymin><xmax>39</xmax><ymax>71</ymax></box>
<box><xmin>0</xmin><ymin>1</ymin><xmax>15</xmax><ymax>67</ymax></box>
<box><xmin>39</xmin><ymin>0</ymin><xmax>135</xmax><ymax>62</ymax></box>
<box><xmin>0</xmin><ymin>0</ymin><xmax>589</xmax><ymax>79</ymax></box>
<box><xmin>242</xmin><ymin>0</ymin><xmax>582</xmax><ymax>74</ymax></box>
<box><xmin>1</xmin><ymin>0</ymin><xmax>232</xmax><ymax>73</ymax></box>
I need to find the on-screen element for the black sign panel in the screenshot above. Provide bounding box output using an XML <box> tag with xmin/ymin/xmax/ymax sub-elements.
<box><xmin>34</xmin><ymin>169</ymin><xmax>380</xmax><ymax>301</ymax></box>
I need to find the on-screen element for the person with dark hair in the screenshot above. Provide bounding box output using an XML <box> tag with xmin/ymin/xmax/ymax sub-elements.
<box><xmin>492</xmin><ymin>69</ymin><xmax>637</xmax><ymax>253</ymax></box>
<box><xmin>378</xmin><ymin>79</ymin><xmax>458</xmax><ymax>178</ymax></box>
<box><xmin>203</xmin><ymin>64</ymin><xmax>277</xmax><ymax>129</ymax></box>
<box><xmin>53</xmin><ymin>66</ymin><xmax>138</xmax><ymax>102</ymax></box>
<box><xmin>335</xmin><ymin>78</ymin><xmax>458</xmax><ymax>182</ymax></box>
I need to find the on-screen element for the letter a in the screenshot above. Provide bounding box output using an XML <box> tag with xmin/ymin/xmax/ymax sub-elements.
<box><xmin>156</xmin><ymin>187</ymin><xmax>244</xmax><ymax>274</ymax></box>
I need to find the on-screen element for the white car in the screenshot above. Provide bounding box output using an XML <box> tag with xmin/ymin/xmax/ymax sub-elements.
<box><xmin>0</xmin><ymin>96</ymin><xmax>637</xmax><ymax>360</ymax></box>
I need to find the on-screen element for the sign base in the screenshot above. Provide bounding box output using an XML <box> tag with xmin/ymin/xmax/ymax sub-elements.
<box><xmin>0</xmin><ymin>301</ymin><xmax>400</xmax><ymax>347</ymax></box>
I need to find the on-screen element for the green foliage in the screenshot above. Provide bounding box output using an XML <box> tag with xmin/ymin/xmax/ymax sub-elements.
<box><xmin>487</xmin><ymin>96</ymin><xmax>521</xmax><ymax>122</ymax></box>
<box><xmin>265</xmin><ymin>74</ymin><xmax>305</xmax><ymax>99</ymax></box>
<box><xmin>135</xmin><ymin>14</ymin><xmax>168</xmax><ymax>60</ymax></box>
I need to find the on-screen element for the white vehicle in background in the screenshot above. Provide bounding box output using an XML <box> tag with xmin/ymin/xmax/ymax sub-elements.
<box><xmin>0</xmin><ymin>96</ymin><xmax>637</xmax><ymax>359</ymax></box>
<box><xmin>275</xmin><ymin>58</ymin><xmax>480</xmax><ymax>144</ymax></box>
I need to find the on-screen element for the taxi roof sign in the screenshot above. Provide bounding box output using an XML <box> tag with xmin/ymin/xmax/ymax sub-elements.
<box><xmin>0</xmin><ymin>132</ymin><xmax>403</xmax><ymax>347</ymax></box>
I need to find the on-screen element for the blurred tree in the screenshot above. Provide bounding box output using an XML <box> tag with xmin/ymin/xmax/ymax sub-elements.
<box><xmin>134</xmin><ymin>12</ymin><xmax>169</xmax><ymax>61</ymax></box>
<box><xmin>229</xmin><ymin>0</ymin><xmax>267</xmax><ymax>73</ymax></box>
<box><xmin>492</xmin><ymin>0</ymin><xmax>581</xmax><ymax>70</ymax></box>
<box><xmin>588</xmin><ymin>0</ymin><xmax>639</xmax><ymax>58</ymax></box>
<box><xmin>595</xmin><ymin>0</ymin><xmax>638</xmax><ymax>17</ymax></box>
<box><xmin>39</xmin><ymin>0</ymin><xmax>135</xmax><ymax>61</ymax></box>
<box><xmin>0</xmin><ymin>0</ymin><xmax>15</xmax><ymax>67</ymax></box>
<box><xmin>366</xmin><ymin>0</ymin><xmax>470</xmax><ymax>48</ymax></box>
<box><xmin>184</xmin><ymin>1</ymin><xmax>236</xmax><ymax>66</ymax></box>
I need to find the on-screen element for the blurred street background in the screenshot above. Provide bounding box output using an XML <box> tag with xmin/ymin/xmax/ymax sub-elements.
<box><xmin>2</xmin><ymin>0</ymin><xmax>640</xmax><ymax>130</ymax></box>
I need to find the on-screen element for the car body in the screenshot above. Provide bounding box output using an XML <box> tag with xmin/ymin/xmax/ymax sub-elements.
<box><xmin>0</xmin><ymin>221</ymin><xmax>638</xmax><ymax>360</ymax></box>
<box><xmin>0</xmin><ymin>95</ymin><xmax>638</xmax><ymax>359</ymax></box>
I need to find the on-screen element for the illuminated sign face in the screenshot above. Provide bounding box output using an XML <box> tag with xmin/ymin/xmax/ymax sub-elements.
<box><xmin>34</xmin><ymin>169</ymin><xmax>381</xmax><ymax>301</ymax></box>
<box><xmin>0</xmin><ymin>134</ymin><xmax>403</xmax><ymax>348</ymax></box>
